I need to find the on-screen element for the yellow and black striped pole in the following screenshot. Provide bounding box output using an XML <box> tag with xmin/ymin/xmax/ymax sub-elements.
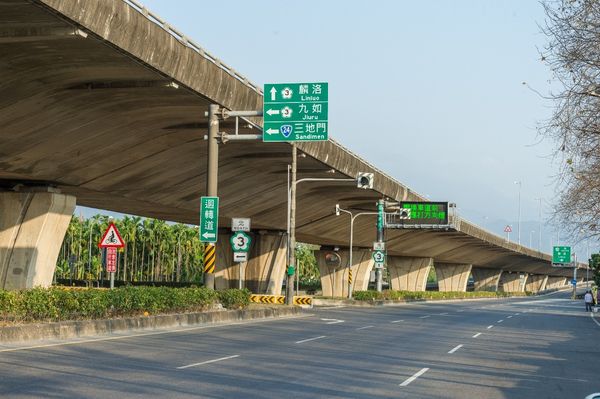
<box><xmin>348</xmin><ymin>268</ymin><xmax>353</xmax><ymax>297</ymax></box>
<box><xmin>203</xmin><ymin>243</ymin><xmax>216</xmax><ymax>274</ymax></box>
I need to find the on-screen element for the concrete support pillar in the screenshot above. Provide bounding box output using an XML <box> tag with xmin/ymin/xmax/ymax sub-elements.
<box><xmin>315</xmin><ymin>250</ymin><xmax>373</xmax><ymax>298</ymax></box>
<box><xmin>435</xmin><ymin>262</ymin><xmax>472</xmax><ymax>292</ymax></box>
<box><xmin>525</xmin><ymin>274</ymin><xmax>548</xmax><ymax>293</ymax></box>
<box><xmin>545</xmin><ymin>276</ymin><xmax>567</xmax><ymax>290</ymax></box>
<box><xmin>499</xmin><ymin>272</ymin><xmax>526</xmax><ymax>292</ymax></box>
<box><xmin>471</xmin><ymin>267</ymin><xmax>502</xmax><ymax>292</ymax></box>
<box><xmin>215</xmin><ymin>231</ymin><xmax>286</xmax><ymax>294</ymax></box>
<box><xmin>387</xmin><ymin>256</ymin><xmax>432</xmax><ymax>292</ymax></box>
<box><xmin>0</xmin><ymin>191</ymin><xmax>76</xmax><ymax>290</ymax></box>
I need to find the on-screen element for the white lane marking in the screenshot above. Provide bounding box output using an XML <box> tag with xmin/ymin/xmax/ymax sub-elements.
<box><xmin>391</xmin><ymin>320</ymin><xmax>404</xmax><ymax>323</ymax></box>
<box><xmin>448</xmin><ymin>344</ymin><xmax>463</xmax><ymax>354</ymax></box>
<box><xmin>457</xmin><ymin>309</ymin><xmax>465</xmax><ymax>312</ymax></box>
<box><xmin>0</xmin><ymin>314</ymin><xmax>311</xmax><ymax>353</ymax></box>
<box><xmin>591</xmin><ymin>312</ymin><xmax>600</xmax><ymax>328</ymax></box>
<box><xmin>438</xmin><ymin>312</ymin><xmax>449</xmax><ymax>316</ymax></box>
<box><xmin>487</xmin><ymin>325</ymin><xmax>494</xmax><ymax>329</ymax></box>
<box><xmin>295</xmin><ymin>335</ymin><xmax>327</xmax><ymax>344</ymax></box>
<box><xmin>507</xmin><ymin>315</ymin><xmax>512</xmax><ymax>319</ymax></box>
<box><xmin>497</xmin><ymin>320</ymin><xmax>504</xmax><ymax>323</ymax></box>
<box><xmin>399</xmin><ymin>367</ymin><xmax>429</xmax><ymax>387</ymax></box>
<box><xmin>356</xmin><ymin>325</ymin><xmax>374</xmax><ymax>331</ymax></box>
<box><xmin>472</xmin><ymin>332</ymin><xmax>482</xmax><ymax>338</ymax></box>
<box><xmin>515</xmin><ymin>313</ymin><xmax>520</xmax><ymax>316</ymax></box>
<box><xmin>419</xmin><ymin>315</ymin><xmax>430</xmax><ymax>319</ymax></box>
<box><xmin>320</xmin><ymin>318</ymin><xmax>344</xmax><ymax>325</ymax></box>
<box><xmin>319</xmin><ymin>306</ymin><xmax>347</xmax><ymax>310</ymax></box>
<box><xmin>177</xmin><ymin>355</ymin><xmax>239</xmax><ymax>369</ymax></box>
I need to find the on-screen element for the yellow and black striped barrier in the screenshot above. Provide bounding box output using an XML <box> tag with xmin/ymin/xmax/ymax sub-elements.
<box><xmin>249</xmin><ymin>294</ymin><xmax>313</xmax><ymax>307</ymax></box>
<box><xmin>293</xmin><ymin>296</ymin><xmax>313</xmax><ymax>306</ymax></box>
<box><xmin>203</xmin><ymin>243</ymin><xmax>216</xmax><ymax>274</ymax></box>
<box><xmin>250</xmin><ymin>294</ymin><xmax>285</xmax><ymax>304</ymax></box>
<box><xmin>348</xmin><ymin>269</ymin><xmax>353</xmax><ymax>285</ymax></box>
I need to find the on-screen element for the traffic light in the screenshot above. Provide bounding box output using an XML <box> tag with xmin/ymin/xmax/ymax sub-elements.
<box><xmin>356</xmin><ymin>172</ymin><xmax>374</xmax><ymax>189</ymax></box>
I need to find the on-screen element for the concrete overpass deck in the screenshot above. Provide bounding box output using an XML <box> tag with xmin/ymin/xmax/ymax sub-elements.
<box><xmin>0</xmin><ymin>0</ymin><xmax>583</xmax><ymax>291</ymax></box>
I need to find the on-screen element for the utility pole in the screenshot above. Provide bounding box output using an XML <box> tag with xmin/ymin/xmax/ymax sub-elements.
<box><xmin>203</xmin><ymin>104</ymin><xmax>219</xmax><ymax>290</ymax></box>
<box><xmin>287</xmin><ymin>144</ymin><xmax>297</xmax><ymax>305</ymax></box>
<box><xmin>376</xmin><ymin>199</ymin><xmax>384</xmax><ymax>292</ymax></box>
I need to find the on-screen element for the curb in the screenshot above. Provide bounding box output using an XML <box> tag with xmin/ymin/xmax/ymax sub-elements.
<box><xmin>313</xmin><ymin>288</ymin><xmax>571</xmax><ymax>307</ymax></box>
<box><xmin>0</xmin><ymin>306</ymin><xmax>304</xmax><ymax>344</ymax></box>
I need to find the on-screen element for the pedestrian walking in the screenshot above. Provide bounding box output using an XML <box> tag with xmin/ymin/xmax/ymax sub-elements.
<box><xmin>584</xmin><ymin>290</ymin><xmax>594</xmax><ymax>312</ymax></box>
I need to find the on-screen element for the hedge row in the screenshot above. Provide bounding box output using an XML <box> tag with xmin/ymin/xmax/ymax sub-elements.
<box><xmin>0</xmin><ymin>286</ymin><xmax>251</xmax><ymax>323</ymax></box>
<box><xmin>352</xmin><ymin>290</ymin><xmax>533</xmax><ymax>301</ymax></box>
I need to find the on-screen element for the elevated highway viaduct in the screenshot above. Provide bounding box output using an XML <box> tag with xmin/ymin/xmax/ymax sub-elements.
<box><xmin>0</xmin><ymin>0</ymin><xmax>584</xmax><ymax>294</ymax></box>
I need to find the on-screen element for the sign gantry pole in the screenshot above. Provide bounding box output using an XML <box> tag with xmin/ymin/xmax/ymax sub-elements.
<box><xmin>286</xmin><ymin>143</ymin><xmax>297</xmax><ymax>305</ymax></box>
<box><xmin>204</xmin><ymin>104</ymin><xmax>220</xmax><ymax>290</ymax></box>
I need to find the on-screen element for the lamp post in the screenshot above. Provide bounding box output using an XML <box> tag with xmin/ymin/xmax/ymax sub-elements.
<box><xmin>514</xmin><ymin>180</ymin><xmax>522</xmax><ymax>245</ymax></box>
<box><xmin>286</xmin><ymin>169</ymin><xmax>355</xmax><ymax>297</ymax></box>
<box><xmin>534</xmin><ymin>197</ymin><xmax>543</xmax><ymax>251</ymax></box>
<box><xmin>529</xmin><ymin>230</ymin><xmax>535</xmax><ymax>248</ymax></box>
<box><xmin>335</xmin><ymin>204</ymin><xmax>377</xmax><ymax>299</ymax></box>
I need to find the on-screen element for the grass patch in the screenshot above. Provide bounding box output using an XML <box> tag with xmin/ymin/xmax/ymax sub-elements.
<box><xmin>352</xmin><ymin>290</ymin><xmax>533</xmax><ymax>301</ymax></box>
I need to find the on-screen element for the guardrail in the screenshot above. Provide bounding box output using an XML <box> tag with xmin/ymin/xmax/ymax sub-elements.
<box><xmin>122</xmin><ymin>0</ymin><xmax>263</xmax><ymax>96</ymax></box>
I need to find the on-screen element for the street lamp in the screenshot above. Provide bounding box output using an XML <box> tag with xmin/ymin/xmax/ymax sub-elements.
<box><xmin>529</xmin><ymin>230</ymin><xmax>535</xmax><ymax>248</ymax></box>
<box><xmin>514</xmin><ymin>181</ymin><xmax>522</xmax><ymax>245</ymax></box>
<box><xmin>335</xmin><ymin>204</ymin><xmax>378</xmax><ymax>299</ymax></box>
<box><xmin>534</xmin><ymin>197</ymin><xmax>543</xmax><ymax>251</ymax></box>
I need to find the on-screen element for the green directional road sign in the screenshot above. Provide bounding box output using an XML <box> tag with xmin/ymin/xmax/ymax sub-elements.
<box><xmin>200</xmin><ymin>196</ymin><xmax>219</xmax><ymax>243</ymax></box>
<box><xmin>263</xmin><ymin>82</ymin><xmax>328</xmax><ymax>142</ymax></box>
<box><xmin>230</xmin><ymin>231</ymin><xmax>251</xmax><ymax>252</ymax></box>
<box><xmin>552</xmin><ymin>246</ymin><xmax>571</xmax><ymax>264</ymax></box>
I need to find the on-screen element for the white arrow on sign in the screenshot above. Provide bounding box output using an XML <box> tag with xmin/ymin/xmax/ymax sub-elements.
<box><xmin>265</xmin><ymin>128</ymin><xmax>278</xmax><ymax>135</ymax></box>
<box><xmin>270</xmin><ymin>87</ymin><xmax>277</xmax><ymax>101</ymax></box>
<box><xmin>202</xmin><ymin>232</ymin><xmax>216</xmax><ymax>239</ymax></box>
<box><xmin>266</xmin><ymin>108</ymin><xmax>280</xmax><ymax>116</ymax></box>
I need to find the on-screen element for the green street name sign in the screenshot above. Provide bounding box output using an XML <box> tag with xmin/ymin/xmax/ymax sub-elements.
<box><xmin>552</xmin><ymin>246</ymin><xmax>571</xmax><ymax>264</ymax></box>
<box><xmin>200</xmin><ymin>196</ymin><xmax>219</xmax><ymax>243</ymax></box>
<box><xmin>263</xmin><ymin>82</ymin><xmax>328</xmax><ymax>142</ymax></box>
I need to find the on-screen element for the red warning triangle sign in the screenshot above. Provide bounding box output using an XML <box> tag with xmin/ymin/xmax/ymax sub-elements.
<box><xmin>98</xmin><ymin>222</ymin><xmax>125</xmax><ymax>248</ymax></box>
<box><xmin>504</xmin><ymin>225</ymin><xmax>512</xmax><ymax>233</ymax></box>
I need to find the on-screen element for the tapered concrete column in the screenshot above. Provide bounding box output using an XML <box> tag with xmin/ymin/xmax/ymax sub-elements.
<box><xmin>215</xmin><ymin>231</ymin><xmax>286</xmax><ymax>294</ymax></box>
<box><xmin>545</xmin><ymin>276</ymin><xmax>567</xmax><ymax>290</ymax></box>
<box><xmin>315</xmin><ymin>250</ymin><xmax>374</xmax><ymax>298</ymax></box>
<box><xmin>471</xmin><ymin>267</ymin><xmax>502</xmax><ymax>292</ymax></box>
<box><xmin>499</xmin><ymin>272</ymin><xmax>526</xmax><ymax>292</ymax></box>
<box><xmin>525</xmin><ymin>274</ymin><xmax>548</xmax><ymax>292</ymax></box>
<box><xmin>387</xmin><ymin>256</ymin><xmax>432</xmax><ymax>292</ymax></box>
<box><xmin>435</xmin><ymin>262</ymin><xmax>472</xmax><ymax>292</ymax></box>
<box><xmin>0</xmin><ymin>191</ymin><xmax>76</xmax><ymax>290</ymax></box>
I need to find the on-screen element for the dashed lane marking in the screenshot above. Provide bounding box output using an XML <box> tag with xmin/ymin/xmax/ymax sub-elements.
<box><xmin>295</xmin><ymin>335</ymin><xmax>327</xmax><ymax>344</ymax></box>
<box><xmin>177</xmin><ymin>355</ymin><xmax>239</xmax><ymax>369</ymax></box>
<box><xmin>391</xmin><ymin>320</ymin><xmax>404</xmax><ymax>323</ymax></box>
<box><xmin>448</xmin><ymin>344</ymin><xmax>463</xmax><ymax>354</ymax></box>
<box><xmin>356</xmin><ymin>325</ymin><xmax>374</xmax><ymax>331</ymax></box>
<box><xmin>419</xmin><ymin>315</ymin><xmax>430</xmax><ymax>319</ymax></box>
<box><xmin>487</xmin><ymin>325</ymin><xmax>494</xmax><ymax>329</ymax></box>
<box><xmin>399</xmin><ymin>368</ymin><xmax>429</xmax><ymax>387</ymax></box>
<box><xmin>472</xmin><ymin>332</ymin><xmax>482</xmax><ymax>338</ymax></box>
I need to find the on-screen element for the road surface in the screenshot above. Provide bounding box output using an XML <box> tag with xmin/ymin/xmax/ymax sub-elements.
<box><xmin>0</xmin><ymin>290</ymin><xmax>598</xmax><ymax>398</ymax></box>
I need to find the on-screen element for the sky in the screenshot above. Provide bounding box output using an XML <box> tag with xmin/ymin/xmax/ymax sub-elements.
<box><xmin>81</xmin><ymin>0</ymin><xmax>596</xmax><ymax>257</ymax></box>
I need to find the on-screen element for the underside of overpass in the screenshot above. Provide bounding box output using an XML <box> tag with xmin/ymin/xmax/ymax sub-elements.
<box><xmin>0</xmin><ymin>0</ymin><xmax>582</xmax><ymax>290</ymax></box>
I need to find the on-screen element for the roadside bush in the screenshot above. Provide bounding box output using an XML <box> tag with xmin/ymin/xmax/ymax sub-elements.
<box><xmin>0</xmin><ymin>286</ymin><xmax>249</xmax><ymax>324</ymax></box>
<box><xmin>217</xmin><ymin>289</ymin><xmax>251</xmax><ymax>309</ymax></box>
<box><xmin>353</xmin><ymin>290</ymin><xmax>531</xmax><ymax>301</ymax></box>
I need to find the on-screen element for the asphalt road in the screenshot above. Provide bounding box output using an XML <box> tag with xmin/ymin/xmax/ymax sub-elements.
<box><xmin>0</xmin><ymin>290</ymin><xmax>598</xmax><ymax>398</ymax></box>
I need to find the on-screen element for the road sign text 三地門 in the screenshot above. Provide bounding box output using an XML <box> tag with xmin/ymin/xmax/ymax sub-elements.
<box><xmin>263</xmin><ymin>82</ymin><xmax>328</xmax><ymax>142</ymax></box>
